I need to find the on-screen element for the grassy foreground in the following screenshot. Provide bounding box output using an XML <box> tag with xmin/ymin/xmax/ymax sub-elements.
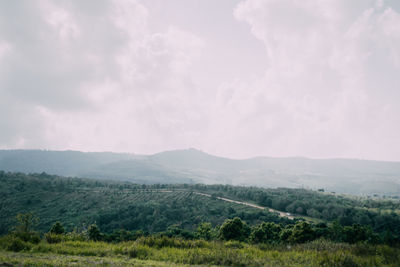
<box><xmin>1</xmin><ymin>237</ymin><xmax>399</xmax><ymax>266</ymax></box>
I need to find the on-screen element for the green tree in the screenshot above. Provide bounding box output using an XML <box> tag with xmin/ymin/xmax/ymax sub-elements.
<box><xmin>279</xmin><ymin>227</ymin><xmax>293</xmax><ymax>242</ymax></box>
<box><xmin>15</xmin><ymin>213</ymin><xmax>38</xmax><ymax>233</ymax></box>
<box><xmin>49</xmin><ymin>221</ymin><xmax>65</xmax><ymax>235</ymax></box>
<box><xmin>343</xmin><ymin>224</ymin><xmax>368</xmax><ymax>244</ymax></box>
<box><xmin>219</xmin><ymin>217</ymin><xmax>250</xmax><ymax>241</ymax></box>
<box><xmin>196</xmin><ymin>222</ymin><xmax>212</xmax><ymax>240</ymax></box>
<box><xmin>289</xmin><ymin>221</ymin><xmax>316</xmax><ymax>243</ymax></box>
<box><xmin>329</xmin><ymin>221</ymin><xmax>343</xmax><ymax>242</ymax></box>
<box><xmin>12</xmin><ymin>213</ymin><xmax>40</xmax><ymax>244</ymax></box>
<box><xmin>88</xmin><ymin>224</ymin><xmax>101</xmax><ymax>241</ymax></box>
<box><xmin>250</xmin><ymin>222</ymin><xmax>282</xmax><ymax>243</ymax></box>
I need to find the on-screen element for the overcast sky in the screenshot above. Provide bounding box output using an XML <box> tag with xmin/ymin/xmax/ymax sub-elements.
<box><xmin>0</xmin><ymin>0</ymin><xmax>399</xmax><ymax>161</ymax></box>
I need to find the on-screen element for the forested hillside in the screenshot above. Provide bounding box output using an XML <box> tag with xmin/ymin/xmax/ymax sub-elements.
<box><xmin>0</xmin><ymin>172</ymin><xmax>289</xmax><ymax>235</ymax></box>
<box><xmin>1</xmin><ymin>149</ymin><xmax>400</xmax><ymax>195</ymax></box>
<box><xmin>1</xmin><ymin>171</ymin><xmax>400</xmax><ymax>266</ymax></box>
<box><xmin>1</xmin><ymin>171</ymin><xmax>399</xmax><ymax>244</ymax></box>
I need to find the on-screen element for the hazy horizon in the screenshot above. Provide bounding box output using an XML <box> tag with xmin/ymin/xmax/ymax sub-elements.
<box><xmin>1</xmin><ymin>0</ymin><xmax>400</xmax><ymax>161</ymax></box>
<box><xmin>2</xmin><ymin>147</ymin><xmax>400</xmax><ymax>163</ymax></box>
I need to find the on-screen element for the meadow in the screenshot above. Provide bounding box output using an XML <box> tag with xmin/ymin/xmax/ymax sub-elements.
<box><xmin>1</xmin><ymin>236</ymin><xmax>400</xmax><ymax>266</ymax></box>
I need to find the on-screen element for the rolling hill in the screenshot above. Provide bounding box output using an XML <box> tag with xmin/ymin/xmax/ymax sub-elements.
<box><xmin>0</xmin><ymin>149</ymin><xmax>400</xmax><ymax>195</ymax></box>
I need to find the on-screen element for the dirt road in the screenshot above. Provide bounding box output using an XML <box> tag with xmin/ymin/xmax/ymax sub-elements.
<box><xmin>194</xmin><ymin>192</ymin><xmax>294</xmax><ymax>220</ymax></box>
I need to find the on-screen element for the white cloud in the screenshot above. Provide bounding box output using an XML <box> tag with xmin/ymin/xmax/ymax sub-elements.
<box><xmin>0</xmin><ymin>0</ymin><xmax>399</xmax><ymax>161</ymax></box>
<box><xmin>0</xmin><ymin>0</ymin><xmax>206</xmax><ymax>153</ymax></box>
<box><xmin>202</xmin><ymin>0</ymin><xmax>400</xmax><ymax>160</ymax></box>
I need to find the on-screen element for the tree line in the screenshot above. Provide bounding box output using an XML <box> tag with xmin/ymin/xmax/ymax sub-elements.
<box><xmin>2</xmin><ymin>212</ymin><xmax>397</xmax><ymax>254</ymax></box>
<box><xmin>1</xmin><ymin>171</ymin><xmax>399</xmax><ymax>245</ymax></box>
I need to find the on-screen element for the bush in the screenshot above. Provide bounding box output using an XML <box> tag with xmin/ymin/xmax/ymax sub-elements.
<box><xmin>196</xmin><ymin>222</ymin><xmax>212</xmax><ymax>240</ymax></box>
<box><xmin>250</xmin><ymin>222</ymin><xmax>282</xmax><ymax>244</ymax></box>
<box><xmin>65</xmin><ymin>231</ymin><xmax>87</xmax><ymax>242</ymax></box>
<box><xmin>6</xmin><ymin>236</ymin><xmax>32</xmax><ymax>252</ymax></box>
<box><xmin>127</xmin><ymin>245</ymin><xmax>151</xmax><ymax>259</ymax></box>
<box><xmin>44</xmin><ymin>233</ymin><xmax>64</xmax><ymax>244</ymax></box>
<box><xmin>88</xmin><ymin>224</ymin><xmax>102</xmax><ymax>241</ymax></box>
<box><xmin>289</xmin><ymin>221</ymin><xmax>316</xmax><ymax>244</ymax></box>
<box><xmin>377</xmin><ymin>245</ymin><xmax>400</xmax><ymax>264</ymax></box>
<box><xmin>219</xmin><ymin>217</ymin><xmax>250</xmax><ymax>241</ymax></box>
<box><xmin>12</xmin><ymin>231</ymin><xmax>41</xmax><ymax>244</ymax></box>
<box><xmin>49</xmin><ymin>222</ymin><xmax>65</xmax><ymax>235</ymax></box>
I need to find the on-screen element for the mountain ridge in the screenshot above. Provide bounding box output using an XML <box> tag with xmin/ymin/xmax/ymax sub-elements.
<box><xmin>0</xmin><ymin>149</ymin><xmax>399</xmax><ymax>195</ymax></box>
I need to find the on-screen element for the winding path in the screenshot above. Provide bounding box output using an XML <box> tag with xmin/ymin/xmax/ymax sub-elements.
<box><xmin>193</xmin><ymin>192</ymin><xmax>294</xmax><ymax>220</ymax></box>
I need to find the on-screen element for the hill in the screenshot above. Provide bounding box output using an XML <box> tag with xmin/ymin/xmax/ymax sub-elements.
<box><xmin>1</xmin><ymin>172</ymin><xmax>400</xmax><ymax>266</ymax></box>
<box><xmin>1</xmin><ymin>149</ymin><xmax>400</xmax><ymax>195</ymax></box>
<box><xmin>1</xmin><ymin>172</ymin><xmax>399</xmax><ymax>240</ymax></box>
<box><xmin>0</xmin><ymin>150</ymin><xmax>192</xmax><ymax>184</ymax></box>
<box><xmin>0</xmin><ymin>172</ymin><xmax>288</xmax><ymax>235</ymax></box>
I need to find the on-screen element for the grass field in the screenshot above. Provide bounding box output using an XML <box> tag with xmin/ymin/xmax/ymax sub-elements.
<box><xmin>1</xmin><ymin>237</ymin><xmax>399</xmax><ymax>266</ymax></box>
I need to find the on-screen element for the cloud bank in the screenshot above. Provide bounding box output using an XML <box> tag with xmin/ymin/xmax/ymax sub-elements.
<box><xmin>0</xmin><ymin>0</ymin><xmax>399</xmax><ymax>161</ymax></box>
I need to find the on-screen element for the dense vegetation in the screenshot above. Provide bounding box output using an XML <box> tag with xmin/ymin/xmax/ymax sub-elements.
<box><xmin>0</xmin><ymin>172</ymin><xmax>290</xmax><ymax>235</ymax></box>
<box><xmin>2</xmin><ymin>238</ymin><xmax>400</xmax><ymax>266</ymax></box>
<box><xmin>1</xmin><ymin>171</ymin><xmax>400</xmax><ymax>266</ymax></box>
<box><xmin>1</xmin><ymin>215</ymin><xmax>400</xmax><ymax>266</ymax></box>
<box><xmin>1</xmin><ymin>171</ymin><xmax>400</xmax><ymax>244</ymax></box>
<box><xmin>190</xmin><ymin>184</ymin><xmax>400</xmax><ymax>242</ymax></box>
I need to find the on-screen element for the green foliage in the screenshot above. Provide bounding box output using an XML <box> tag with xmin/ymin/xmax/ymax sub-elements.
<box><xmin>134</xmin><ymin>236</ymin><xmax>208</xmax><ymax>249</ymax></box>
<box><xmin>224</xmin><ymin>240</ymin><xmax>244</xmax><ymax>249</ymax></box>
<box><xmin>0</xmin><ymin>173</ymin><xmax>287</xmax><ymax>235</ymax></box>
<box><xmin>1</xmin><ymin>237</ymin><xmax>400</xmax><ymax>266</ymax></box>
<box><xmin>3</xmin><ymin>236</ymin><xmax>32</xmax><ymax>252</ymax></box>
<box><xmin>1</xmin><ymin>172</ymin><xmax>400</xmax><ymax>246</ymax></box>
<box><xmin>127</xmin><ymin>244</ymin><xmax>151</xmax><ymax>259</ymax></box>
<box><xmin>195</xmin><ymin>222</ymin><xmax>213</xmax><ymax>240</ymax></box>
<box><xmin>219</xmin><ymin>217</ymin><xmax>250</xmax><ymax>241</ymax></box>
<box><xmin>9</xmin><ymin>213</ymin><xmax>40</xmax><ymax>244</ymax></box>
<box><xmin>15</xmin><ymin>213</ymin><xmax>38</xmax><ymax>233</ymax></box>
<box><xmin>44</xmin><ymin>233</ymin><xmax>64</xmax><ymax>244</ymax></box>
<box><xmin>250</xmin><ymin>222</ymin><xmax>282</xmax><ymax>244</ymax></box>
<box><xmin>289</xmin><ymin>221</ymin><xmax>316</xmax><ymax>244</ymax></box>
<box><xmin>88</xmin><ymin>224</ymin><xmax>102</xmax><ymax>241</ymax></box>
<box><xmin>279</xmin><ymin>227</ymin><xmax>293</xmax><ymax>242</ymax></box>
<box><xmin>49</xmin><ymin>221</ymin><xmax>65</xmax><ymax>235</ymax></box>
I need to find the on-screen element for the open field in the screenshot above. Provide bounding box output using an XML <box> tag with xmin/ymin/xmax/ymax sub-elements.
<box><xmin>1</xmin><ymin>238</ymin><xmax>400</xmax><ymax>267</ymax></box>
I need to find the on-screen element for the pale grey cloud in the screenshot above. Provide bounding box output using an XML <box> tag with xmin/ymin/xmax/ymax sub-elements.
<box><xmin>206</xmin><ymin>0</ymin><xmax>400</xmax><ymax>160</ymax></box>
<box><xmin>0</xmin><ymin>0</ymin><xmax>399</xmax><ymax>161</ymax></box>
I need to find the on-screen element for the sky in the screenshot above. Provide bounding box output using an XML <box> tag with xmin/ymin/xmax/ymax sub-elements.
<box><xmin>0</xmin><ymin>0</ymin><xmax>399</xmax><ymax>161</ymax></box>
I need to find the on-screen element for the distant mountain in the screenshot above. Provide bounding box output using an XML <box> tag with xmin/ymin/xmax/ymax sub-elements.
<box><xmin>0</xmin><ymin>149</ymin><xmax>399</xmax><ymax>195</ymax></box>
<box><xmin>0</xmin><ymin>150</ymin><xmax>135</xmax><ymax>175</ymax></box>
<box><xmin>0</xmin><ymin>150</ymin><xmax>192</xmax><ymax>184</ymax></box>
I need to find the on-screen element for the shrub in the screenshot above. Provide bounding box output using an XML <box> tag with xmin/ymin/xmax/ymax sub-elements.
<box><xmin>49</xmin><ymin>222</ymin><xmax>65</xmax><ymax>235</ymax></box>
<box><xmin>127</xmin><ymin>245</ymin><xmax>151</xmax><ymax>259</ymax></box>
<box><xmin>289</xmin><ymin>221</ymin><xmax>316</xmax><ymax>244</ymax></box>
<box><xmin>377</xmin><ymin>245</ymin><xmax>400</xmax><ymax>264</ymax></box>
<box><xmin>250</xmin><ymin>222</ymin><xmax>281</xmax><ymax>244</ymax></box>
<box><xmin>6</xmin><ymin>236</ymin><xmax>32</xmax><ymax>252</ymax></box>
<box><xmin>44</xmin><ymin>233</ymin><xmax>64</xmax><ymax>244</ymax></box>
<box><xmin>219</xmin><ymin>217</ymin><xmax>250</xmax><ymax>241</ymax></box>
<box><xmin>65</xmin><ymin>231</ymin><xmax>87</xmax><ymax>242</ymax></box>
<box><xmin>196</xmin><ymin>222</ymin><xmax>212</xmax><ymax>240</ymax></box>
<box><xmin>88</xmin><ymin>224</ymin><xmax>102</xmax><ymax>241</ymax></box>
<box><xmin>279</xmin><ymin>228</ymin><xmax>293</xmax><ymax>242</ymax></box>
<box><xmin>13</xmin><ymin>231</ymin><xmax>41</xmax><ymax>244</ymax></box>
